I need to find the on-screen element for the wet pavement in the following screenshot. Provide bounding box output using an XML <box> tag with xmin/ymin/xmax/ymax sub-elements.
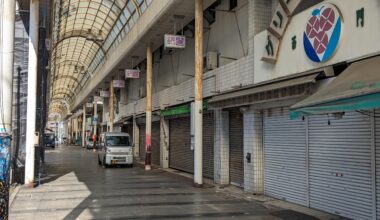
<box><xmin>10</xmin><ymin>145</ymin><xmax>322</xmax><ymax>220</ymax></box>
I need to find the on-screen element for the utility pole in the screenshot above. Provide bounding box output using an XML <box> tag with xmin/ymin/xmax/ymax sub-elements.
<box><xmin>109</xmin><ymin>80</ymin><xmax>114</xmax><ymax>132</ymax></box>
<box><xmin>194</xmin><ymin>0</ymin><xmax>203</xmax><ymax>186</ymax></box>
<box><xmin>82</xmin><ymin>105</ymin><xmax>86</xmax><ymax>147</ymax></box>
<box><xmin>0</xmin><ymin>0</ymin><xmax>16</xmax><ymax>218</ymax></box>
<box><xmin>25</xmin><ymin>0</ymin><xmax>39</xmax><ymax>187</ymax></box>
<box><xmin>145</xmin><ymin>45</ymin><xmax>152</xmax><ymax>170</ymax></box>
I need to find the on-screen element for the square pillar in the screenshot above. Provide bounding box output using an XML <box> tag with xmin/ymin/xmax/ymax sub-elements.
<box><xmin>243</xmin><ymin>107</ymin><xmax>263</xmax><ymax>193</ymax></box>
<box><xmin>160</xmin><ymin>117</ymin><xmax>169</xmax><ymax>168</ymax></box>
<box><xmin>214</xmin><ymin>109</ymin><xmax>229</xmax><ymax>185</ymax></box>
<box><xmin>133</xmin><ymin>116</ymin><xmax>140</xmax><ymax>158</ymax></box>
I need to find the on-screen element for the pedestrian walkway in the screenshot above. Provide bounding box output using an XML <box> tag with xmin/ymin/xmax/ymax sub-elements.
<box><xmin>10</xmin><ymin>145</ymin><xmax>323</xmax><ymax>220</ymax></box>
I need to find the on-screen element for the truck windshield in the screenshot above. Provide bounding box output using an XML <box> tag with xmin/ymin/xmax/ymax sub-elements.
<box><xmin>106</xmin><ymin>136</ymin><xmax>130</xmax><ymax>146</ymax></box>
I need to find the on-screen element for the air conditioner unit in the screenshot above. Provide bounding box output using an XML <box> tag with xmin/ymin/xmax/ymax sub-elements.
<box><xmin>203</xmin><ymin>51</ymin><xmax>218</xmax><ymax>71</ymax></box>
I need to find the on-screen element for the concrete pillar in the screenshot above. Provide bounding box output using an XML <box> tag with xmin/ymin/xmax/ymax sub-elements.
<box><xmin>194</xmin><ymin>0</ymin><xmax>203</xmax><ymax>186</ymax></box>
<box><xmin>93</xmin><ymin>101</ymin><xmax>97</xmax><ymax>136</ymax></box>
<box><xmin>0</xmin><ymin>0</ymin><xmax>16</xmax><ymax>217</ymax></box>
<box><xmin>160</xmin><ymin>117</ymin><xmax>169</xmax><ymax>168</ymax></box>
<box><xmin>0</xmin><ymin>0</ymin><xmax>16</xmax><ymax>134</ymax></box>
<box><xmin>109</xmin><ymin>81</ymin><xmax>114</xmax><ymax>132</ymax></box>
<box><xmin>25</xmin><ymin>0</ymin><xmax>39</xmax><ymax>186</ymax></box>
<box><xmin>82</xmin><ymin>105</ymin><xmax>86</xmax><ymax>147</ymax></box>
<box><xmin>145</xmin><ymin>45</ymin><xmax>153</xmax><ymax>170</ymax></box>
<box><xmin>75</xmin><ymin>117</ymin><xmax>78</xmax><ymax>142</ymax></box>
<box><xmin>243</xmin><ymin>108</ymin><xmax>263</xmax><ymax>193</ymax></box>
<box><xmin>214</xmin><ymin>109</ymin><xmax>229</xmax><ymax>185</ymax></box>
<box><xmin>133</xmin><ymin>115</ymin><xmax>139</xmax><ymax>158</ymax></box>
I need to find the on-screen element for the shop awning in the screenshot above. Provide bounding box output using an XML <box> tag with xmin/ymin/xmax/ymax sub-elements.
<box><xmin>209</xmin><ymin>73</ymin><xmax>321</xmax><ymax>108</ymax></box>
<box><xmin>114</xmin><ymin>116</ymin><xmax>132</xmax><ymax>125</ymax></box>
<box><xmin>290</xmin><ymin>56</ymin><xmax>380</xmax><ymax>119</ymax></box>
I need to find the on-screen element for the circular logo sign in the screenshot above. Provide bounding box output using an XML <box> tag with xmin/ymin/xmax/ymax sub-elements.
<box><xmin>304</xmin><ymin>4</ymin><xmax>343</xmax><ymax>63</ymax></box>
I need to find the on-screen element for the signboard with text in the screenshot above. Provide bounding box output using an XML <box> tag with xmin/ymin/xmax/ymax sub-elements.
<box><xmin>94</xmin><ymin>96</ymin><xmax>103</xmax><ymax>102</ymax></box>
<box><xmin>164</xmin><ymin>34</ymin><xmax>186</xmax><ymax>49</ymax></box>
<box><xmin>113</xmin><ymin>80</ymin><xmax>125</xmax><ymax>88</ymax></box>
<box><xmin>125</xmin><ymin>69</ymin><xmax>140</xmax><ymax>79</ymax></box>
<box><xmin>100</xmin><ymin>91</ymin><xmax>110</xmax><ymax>97</ymax></box>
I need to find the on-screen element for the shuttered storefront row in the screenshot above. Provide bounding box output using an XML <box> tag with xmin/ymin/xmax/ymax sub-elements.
<box><xmin>229</xmin><ymin>109</ymin><xmax>244</xmax><ymax>187</ymax></box>
<box><xmin>139</xmin><ymin>124</ymin><xmax>146</xmax><ymax>160</ymax></box>
<box><xmin>263</xmin><ymin>107</ymin><xmax>307</xmax><ymax>206</ymax></box>
<box><xmin>168</xmin><ymin>113</ymin><xmax>214</xmax><ymax>179</ymax></box>
<box><xmin>152</xmin><ymin>121</ymin><xmax>161</xmax><ymax>166</ymax></box>
<box><xmin>309</xmin><ymin>112</ymin><xmax>373</xmax><ymax>219</ymax></box>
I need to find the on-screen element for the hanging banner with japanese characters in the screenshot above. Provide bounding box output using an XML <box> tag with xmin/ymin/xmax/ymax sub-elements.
<box><xmin>113</xmin><ymin>80</ymin><xmax>125</xmax><ymax>88</ymax></box>
<box><xmin>100</xmin><ymin>91</ymin><xmax>110</xmax><ymax>97</ymax></box>
<box><xmin>164</xmin><ymin>34</ymin><xmax>186</xmax><ymax>49</ymax></box>
<box><xmin>125</xmin><ymin>69</ymin><xmax>140</xmax><ymax>79</ymax></box>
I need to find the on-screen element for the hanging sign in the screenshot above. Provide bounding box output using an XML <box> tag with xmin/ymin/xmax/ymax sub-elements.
<box><xmin>113</xmin><ymin>80</ymin><xmax>125</xmax><ymax>88</ymax></box>
<box><xmin>164</xmin><ymin>34</ymin><xmax>186</xmax><ymax>49</ymax></box>
<box><xmin>100</xmin><ymin>91</ymin><xmax>110</xmax><ymax>97</ymax></box>
<box><xmin>125</xmin><ymin>69</ymin><xmax>140</xmax><ymax>79</ymax></box>
<box><xmin>94</xmin><ymin>96</ymin><xmax>103</xmax><ymax>102</ymax></box>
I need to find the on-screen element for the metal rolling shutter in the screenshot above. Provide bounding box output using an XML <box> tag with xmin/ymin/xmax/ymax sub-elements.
<box><xmin>152</xmin><ymin>121</ymin><xmax>161</xmax><ymax>166</ymax></box>
<box><xmin>203</xmin><ymin>111</ymin><xmax>214</xmax><ymax>179</ymax></box>
<box><xmin>139</xmin><ymin>124</ymin><xmax>146</xmax><ymax>160</ymax></box>
<box><xmin>169</xmin><ymin>116</ymin><xmax>193</xmax><ymax>173</ymax></box>
<box><xmin>264</xmin><ymin>107</ymin><xmax>307</xmax><ymax>206</ymax></box>
<box><xmin>309</xmin><ymin>112</ymin><xmax>372</xmax><ymax>219</ymax></box>
<box><xmin>229</xmin><ymin>109</ymin><xmax>244</xmax><ymax>187</ymax></box>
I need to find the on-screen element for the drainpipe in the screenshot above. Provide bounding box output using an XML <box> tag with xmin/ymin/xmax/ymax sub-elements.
<box><xmin>194</xmin><ymin>0</ymin><xmax>203</xmax><ymax>186</ymax></box>
<box><xmin>0</xmin><ymin>0</ymin><xmax>16</xmax><ymax>218</ymax></box>
<box><xmin>25</xmin><ymin>0</ymin><xmax>39</xmax><ymax>187</ymax></box>
<box><xmin>145</xmin><ymin>45</ymin><xmax>153</xmax><ymax>170</ymax></box>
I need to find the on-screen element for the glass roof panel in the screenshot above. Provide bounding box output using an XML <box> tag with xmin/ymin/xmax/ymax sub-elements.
<box><xmin>50</xmin><ymin>0</ymin><xmax>152</xmax><ymax>113</ymax></box>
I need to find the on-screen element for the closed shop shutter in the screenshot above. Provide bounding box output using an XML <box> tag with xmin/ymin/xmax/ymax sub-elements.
<box><xmin>229</xmin><ymin>108</ymin><xmax>244</xmax><ymax>187</ymax></box>
<box><xmin>264</xmin><ymin>107</ymin><xmax>307</xmax><ymax>206</ymax></box>
<box><xmin>169</xmin><ymin>116</ymin><xmax>193</xmax><ymax>173</ymax></box>
<box><xmin>139</xmin><ymin>124</ymin><xmax>146</xmax><ymax>160</ymax></box>
<box><xmin>152</xmin><ymin>121</ymin><xmax>161</xmax><ymax>166</ymax></box>
<box><xmin>122</xmin><ymin>124</ymin><xmax>133</xmax><ymax>137</ymax></box>
<box><xmin>203</xmin><ymin>111</ymin><xmax>214</xmax><ymax>179</ymax></box>
<box><xmin>309</xmin><ymin>112</ymin><xmax>372</xmax><ymax>219</ymax></box>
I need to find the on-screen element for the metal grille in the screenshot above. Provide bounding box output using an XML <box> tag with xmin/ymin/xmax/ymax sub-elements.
<box><xmin>139</xmin><ymin>124</ymin><xmax>145</xmax><ymax>160</ymax></box>
<box><xmin>203</xmin><ymin>111</ymin><xmax>214</xmax><ymax>179</ymax></box>
<box><xmin>264</xmin><ymin>107</ymin><xmax>307</xmax><ymax>206</ymax></box>
<box><xmin>309</xmin><ymin>112</ymin><xmax>373</xmax><ymax>219</ymax></box>
<box><xmin>169</xmin><ymin>116</ymin><xmax>193</xmax><ymax>173</ymax></box>
<box><xmin>152</xmin><ymin>121</ymin><xmax>160</xmax><ymax>166</ymax></box>
<box><xmin>229</xmin><ymin>108</ymin><xmax>244</xmax><ymax>187</ymax></box>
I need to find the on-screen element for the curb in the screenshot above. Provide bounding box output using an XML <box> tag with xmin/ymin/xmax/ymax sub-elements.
<box><xmin>9</xmin><ymin>185</ymin><xmax>21</xmax><ymax>207</ymax></box>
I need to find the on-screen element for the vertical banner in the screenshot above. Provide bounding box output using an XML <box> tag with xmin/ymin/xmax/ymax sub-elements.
<box><xmin>0</xmin><ymin>135</ymin><xmax>11</xmax><ymax>219</ymax></box>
